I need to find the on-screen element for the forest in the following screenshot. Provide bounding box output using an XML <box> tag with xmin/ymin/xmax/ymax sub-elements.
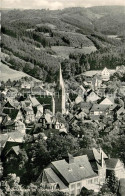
<box><xmin>1</xmin><ymin>7</ymin><xmax>125</xmax><ymax>82</ymax></box>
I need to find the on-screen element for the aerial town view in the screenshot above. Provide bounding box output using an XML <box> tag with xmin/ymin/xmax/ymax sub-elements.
<box><xmin>0</xmin><ymin>0</ymin><xmax>125</xmax><ymax>195</ymax></box>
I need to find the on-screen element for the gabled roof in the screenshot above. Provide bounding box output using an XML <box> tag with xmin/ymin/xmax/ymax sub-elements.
<box><xmin>101</xmin><ymin>67</ymin><xmax>110</xmax><ymax>74</ymax></box>
<box><xmin>43</xmin><ymin>168</ymin><xmax>67</xmax><ymax>190</ymax></box>
<box><xmin>6</xmin><ymin>145</ymin><xmax>20</xmax><ymax>156</ymax></box>
<box><xmin>87</xmin><ymin>92</ymin><xmax>100</xmax><ymax>102</ymax></box>
<box><xmin>45</xmin><ymin>113</ymin><xmax>53</xmax><ymax>124</ymax></box>
<box><xmin>80</xmin><ymin>102</ymin><xmax>92</xmax><ymax>110</ymax></box>
<box><xmin>91</xmin><ymin>104</ymin><xmax>109</xmax><ymax>112</ymax></box>
<box><xmin>51</xmin><ymin>155</ymin><xmax>97</xmax><ymax>184</ymax></box>
<box><xmin>79</xmin><ymin>148</ymin><xmax>108</xmax><ymax>162</ymax></box>
<box><xmin>117</xmin><ymin>107</ymin><xmax>125</xmax><ymax>115</ymax></box>
<box><xmin>75</xmin><ymin>95</ymin><xmax>84</xmax><ymax>104</ymax></box>
<box><xmin>2</xmin><ymin>108</ymin><xmax>19</xmax><ymax>120</ymax></box>
<box><xmin>2</xmin><ymin>132</ymin><xmax>25</xmax><ymax>143</ymax></box>
<box><xmin>4</xmin><ymin>101</ymin><xmax>15</xmax><ymax>108</ymax></box>
<box><xmin>29</xmin><ymin>95</ymin><xmax>41</xmax><ymax>107</ymax></box>
<box><xmin>105</xmin><ymin>158</ymin><xmax>120</xmax><ymax>169</ymax></box>
<box><xmin>99</xmin><ymin>97</ymin><xmax>114</xmax><ymax>105</ymax></box>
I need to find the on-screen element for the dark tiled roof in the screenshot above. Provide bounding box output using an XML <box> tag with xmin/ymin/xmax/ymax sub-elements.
<box><xmin>2</xmin><ymin>108</ymin><xmax>19</xmax><ymax>120</ymax></box>
<box><xmin>105</xmin><ymin>158</ymin><xmax>119</xmax><ymax>169</ymax></box>
<box><xmin>51</xmin><ymin>155</ymin><xmax>97</xmax><ymax>184</ymax></box>
<box><xmin>78</xmin><ymin>148</ymin><xmax>108</xmax><ymax>162</ymax></box>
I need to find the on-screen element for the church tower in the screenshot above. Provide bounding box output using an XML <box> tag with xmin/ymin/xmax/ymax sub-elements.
<box><xmin>54</xmin><ymin>65</ymin><xmax>66</xmax><ymax>114</ymax></box>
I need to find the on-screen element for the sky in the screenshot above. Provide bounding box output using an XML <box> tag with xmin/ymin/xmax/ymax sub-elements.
<box><xmin>1</xmin><ymin>0</ymin><xmax>125</xmax><ymax>10</ymax></box>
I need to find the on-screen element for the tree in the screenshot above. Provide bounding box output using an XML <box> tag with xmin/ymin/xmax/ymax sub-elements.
<box><xmin>1</xmin><ymin>174</ymin><xmax>23</xmax><ymax>196</ymax></box>
<box><xmin>46</xmin><ymin>134</ymin><xmax>79</xmax><ymax>161</ymax></box>
<box><xmin>78</xmin><ymin>187</ymin><xmax>95</xmax><ymax>196</ymax></box>
<box><xmin>98</xmin><ymin>183</ymin><xmax>116</xmax><ymax>196</ymax></box>
<box><xmin>106</xmin><ymin>171</ymin><xmax>119</xmax><ymax>194</ymax></box>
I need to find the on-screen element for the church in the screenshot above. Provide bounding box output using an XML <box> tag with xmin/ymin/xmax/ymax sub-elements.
<box><xmin>53</xmin><ymin>65</ymin><xmax>66</xmax><ymax>115</ymax></box>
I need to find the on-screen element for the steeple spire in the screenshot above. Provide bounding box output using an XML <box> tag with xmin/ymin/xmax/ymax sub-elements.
<box><xmin>54</xmin><ymin>65</ymin><xmax>66</xmax><ymax>114</ymax></box>
<box><xmin>59</xmin><ymin>64</ymin><xmax>64</xmax><ymax>88</ymax></box>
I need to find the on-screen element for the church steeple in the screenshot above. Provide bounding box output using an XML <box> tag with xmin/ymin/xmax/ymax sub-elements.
<box><xmin>54</xmin><ymin>65</ymin><xmax>66</xmax><ymax>114</ymax></box>
<box><xmin>59</xmin><ymin>64</ymin><xmax>64</xmax><ymax>87</ymax></box>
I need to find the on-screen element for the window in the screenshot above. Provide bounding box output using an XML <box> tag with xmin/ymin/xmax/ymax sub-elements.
<box><xmin>77</xmin><ymin>183</ymin><xmax>81</xmax><ymax>188</ymax></box>
<box><xmin>71</xmin><ymin>184</ymin><xmax>75</xmax><ymax>189</ymax></box>
<box><xmin>71</xmin><ymin>190</ymin><xmax>75</xmax><ymax>196</ymax></box>
<box><xmin>88</xmin><ymin>179</ymin><xmax>93</xmax><ymax>184</ymax></box>
<box><xmin>77</xmin><ymin>189</ymin><xmax>81</xmax><ymax>194</ymax></box>
<box><xmin>94</xmin><ymin>178</ymin><xmax>98</xmax><ymax>183</ymax></box>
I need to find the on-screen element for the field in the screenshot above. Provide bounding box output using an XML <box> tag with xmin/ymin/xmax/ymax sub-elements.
<box><xmin>0</xmin><ymin>62</ymin><xmax>39</xmax><ymax>82</ymax></box>
<box><xmin>83</xmin><ymin>69</ymin><xmax>116</xmax><ymax>77</ymax></box>
<box><xmin>52</xmin><ymin>46</ymin><xmax>97</xmax><ymax>59</ymax></box>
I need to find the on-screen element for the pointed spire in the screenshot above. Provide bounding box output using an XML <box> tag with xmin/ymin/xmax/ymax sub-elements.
<box><xmin>59</xmin><ymin>64</ymin><xmax>64</xmax><ymax>87</ymax></box>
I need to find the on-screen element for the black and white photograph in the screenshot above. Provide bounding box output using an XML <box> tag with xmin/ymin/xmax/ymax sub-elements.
<box><xmin>0</xmin><ymin>0</ymin><xmax>125</xmax><ymax>195</ymax></box>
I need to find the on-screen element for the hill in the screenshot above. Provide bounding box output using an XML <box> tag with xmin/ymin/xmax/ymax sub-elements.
<box><xmin>1</xmin><ymin>6</ymin><xmax>125</xmax><ymax>82</ymax></box>
<box><xmin>0</xmin><ymin>62</ymin><xmax>36</xmax><ymax>82</ymax></box>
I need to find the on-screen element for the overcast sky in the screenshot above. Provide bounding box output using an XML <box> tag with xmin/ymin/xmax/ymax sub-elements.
<box><xmin>1</xmin><ymin>0</ymin><xmax>125</xmax><ymax>10</ymax></box>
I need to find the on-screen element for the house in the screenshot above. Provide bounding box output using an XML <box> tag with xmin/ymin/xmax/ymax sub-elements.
<box><xmin>86</xmin><ymin>91</ymin><xmax>100</xmax><ymax>103</ymax></box>
<box><xmin>31</xmin><ymin>87</ymin><xmax>51</xmax><ymax>96</ymax></box>
<box><xmin>75</xmin><ymin>110</ymin><xmax>87</xmax><ymax>120</ymax></box>
<box><xmin>38</xmin><ymin>111</ymin><xmax>53</xmax><ymax>129</ymax></box>
<box><xmin>80</xmin><ymin>102</ymin><xmax>92</xmax><ymax>114</ymax></box>
<box><xmin>0</xmin><ymin>113</ymin><xmax>10</xmax><ymax>129</ymax></box>
<box><xmin>1</xmin><ymin>132</ymin><xmax>25</xmax><ymax>143</ymax></box>
<box><xmin>21</xmin><ymin>81</ymin><xmax>33</xmax><ymax>89</ymax></box>
<box><xmin>22</xmin><ymin>107</ymin><xmax>35</xmax><ymax>124</ymax></box>
<box><xmin>119</xmin><ymin>178</ymin><xmax>125</xmax><ymax>196</ymax></box>
<box><xmin>99</xmin><ymin>97</ymin><xmax>114</xmax><ymax>106</ymax></box>
<box><xmin>80</xmin><ymin>148</ymin><xmax>108</xmax><ymax>184</ymax></box>
<box><xmin>90</xmin><ymin>104</ymin><xmax>110</xmax><ymax>116</ymax></box>
<box><xmin>38</xmin><ymin>153</ymin><xmax>99</xmax><ymax>195</ymax></box>
<box><xmin>101</xmin><ymin>67</ymin><xmax>110</xmax><ymax>81</ymax></box>
<box><xmin>5</xmin><ymin>145</ymin><xmax>20</xmax><ymax>162</ymax></box>
<box><xmin>33</xmin><ymin>106</ymin><xmax>43</xmax><ymax>121</ymax></box>
<box><xmin>119</xmin><ymin>82</ymin><xmax>125</xmax><ymax>96</ymax></box>
<box><xmin>92</xmin><ymin>76</ymin><xmax>102</xmax><ymax>91</ymax></box>
<box><xmin>84</xmin><ymin>76</ymin><xmax>93</xmax><ymax>86</ymax></box>
<box><xmin>2</xmin><ymin>108</ymin><xmax>24</xmax><ymax>123</ymax></box>
<box><xmin>75</xmin><ymin>85</ymin><xmax>86</xmax><ymax>96</ymax></box>
<box><xmin>117</xmin><ymin>107</ymin><xmax>125</xmax><ymax>120</ymax></box>
<box><xmin>105</xmin><ymin>158</ymin><xmax>125</xmax><ymax>180</ymax></box>
<box><xmin>15</xmin><ymin>120</ymin><xmax>26</xmax><ymax>134</ymax></box>
<box><xmin>75</xmin><ymin>95</ymin><xmax>84</xmax><ymax>104</ymax></box>
<box><xmin>6</xmin><ymin>88</ymin><xmax>18</xmax><ymax>98</ymax></box>
<box><xmin>28</xmin><ymin>96</ymin><xmax>43</xmax><ymax>121</ymax></box>
<box><xmin>28</xmin><ymin>95</ymin><xmax>41</xmax><ymax>107</ymax></box>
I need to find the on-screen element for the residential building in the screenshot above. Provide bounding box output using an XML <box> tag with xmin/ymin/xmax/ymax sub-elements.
<box><xmin>90</xmin><ymin>104</ymin><xmax>109</xmax><ymax>116</ymax></box>
<box><xmin>101</xmin><ymin>67</ymin><xmax>110</xmax><ymax>81</ymax></box>
<box><xmin>105</xmin><ymin>158</ymin><xmax>125</xmax><ymax>180</ymax></box>
<box><xmin>39</xmin><ymin>153</ymin><xmax>99</xmax><ymax>195</ymax></box>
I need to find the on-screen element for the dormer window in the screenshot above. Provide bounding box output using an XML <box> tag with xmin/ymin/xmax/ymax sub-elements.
<box><xmin>79</xmin><ymin>165</ymin><xmax>84</xmax><ymax>169</ymax></box>
<box><xmin>68</xmin><ymin>167</ymin><xmax>72</xmax><ymax>172</ymax></box>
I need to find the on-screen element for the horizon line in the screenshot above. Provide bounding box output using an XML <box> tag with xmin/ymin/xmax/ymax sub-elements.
<box><xmin>1</xmin><ymin>4</ymin><xmax>125</xmax><ymax>11</ymax></box>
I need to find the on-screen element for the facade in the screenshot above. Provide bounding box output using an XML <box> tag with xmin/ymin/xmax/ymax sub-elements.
<box><xmin>105</xmin><ymin>158</ymin><xmax>125</xmax><ymax>180</ymax></box>
<box><xmin>101</xmin><ymin>67</ymin><xmax>110</xmax><ymax>81</ymax></box>
<box><xmin>39</xmin><ymin>154</ymin><xmax>99</xmax><ymax>195</ymax></box>
<box><xmin>54</xmin><ymin>65</ymin><xmax>66</xmax><ymax>114</ymax></box>
<box><xmin>39</xmin><ymin>149</ymin><xmax>125</xmax><ymax>195</ymax></box>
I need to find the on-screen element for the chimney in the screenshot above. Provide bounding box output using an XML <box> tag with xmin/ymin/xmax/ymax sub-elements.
<box><xmin>64</xmin><ymin>153</ymin><xmax>74</xmax><ymax>164</ymax></box>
